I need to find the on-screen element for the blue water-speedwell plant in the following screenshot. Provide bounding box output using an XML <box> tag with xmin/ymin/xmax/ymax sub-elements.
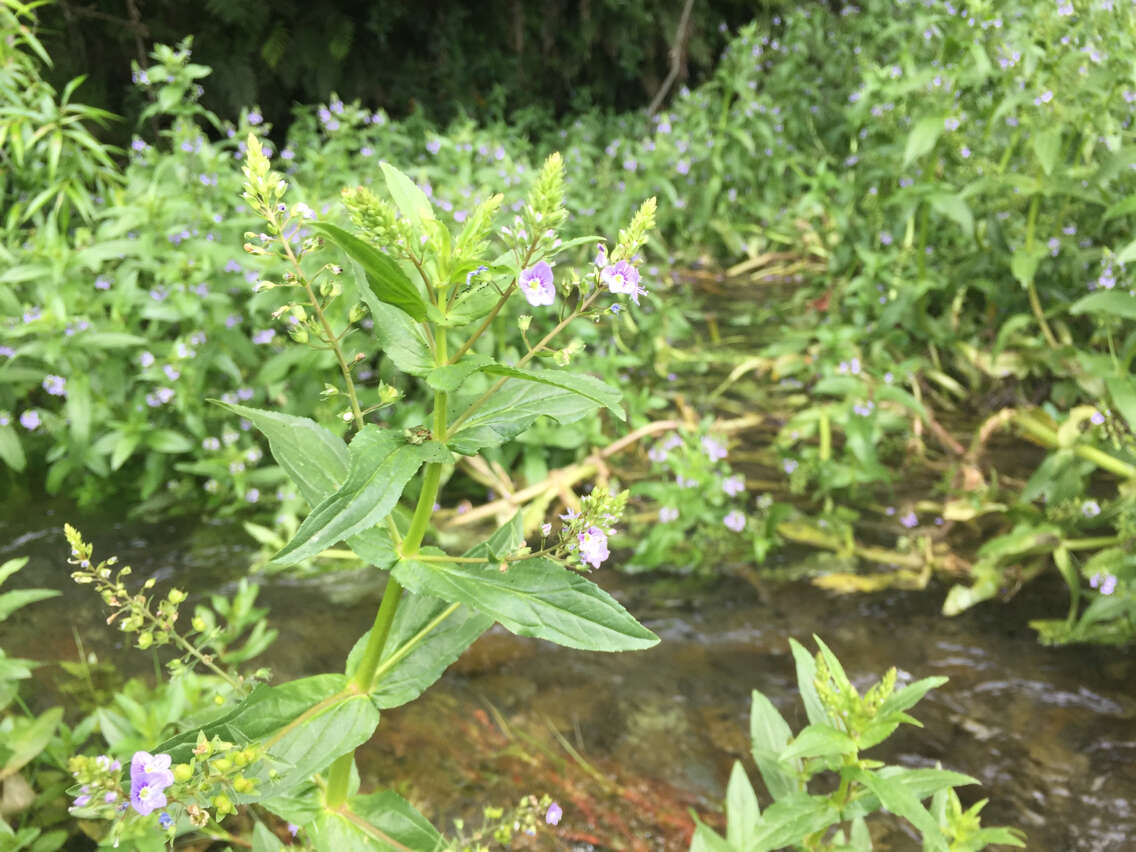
<box><xmin>63</xmin><ymin>135</ymin><xmax>658</xmax><ymax>847</ymax></box>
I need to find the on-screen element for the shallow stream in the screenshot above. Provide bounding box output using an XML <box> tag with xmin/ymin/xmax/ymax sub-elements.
<box><xmin>3</xmin><ymin>501</ymin><xmax>1134</xmax><ymax>850</ymax></box>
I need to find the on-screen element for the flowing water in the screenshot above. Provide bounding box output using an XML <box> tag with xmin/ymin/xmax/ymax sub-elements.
<box><xmin>3</xmin><ymin>500</ymin><xmax>1134</xmax><ymax>850</ymax></box>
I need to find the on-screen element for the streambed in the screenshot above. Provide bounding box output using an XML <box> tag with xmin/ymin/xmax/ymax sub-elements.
<box><xmin>3</xmin><ymin>501</ymin><xmax>1133</xmax><ymax>850</ymax></box>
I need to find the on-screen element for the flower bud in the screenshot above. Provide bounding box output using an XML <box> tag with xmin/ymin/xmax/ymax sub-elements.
<box><xmin>212</xmin><ymin>794</ymin><xmax>234</xmax><ymax>816</ymax></box>
<box><xmin>233</xmin><ymin>776</ymin><xmax>255</xmax><ymax>793</ymax></box>
<box><xmin>517</xmin><ymin>314</ymin><xmax>532</xmax><ymax>333</ymax></box>
<box><xmin>173</xmin><ymin>763</ymin><xmax>193</xmax><ymax>783</ymax></box>
<box><xmin>136</xmin><ymin>631</ymin><xmax>153</xmax><ymax>650</ymax></box>
<box><xmin>168</xmin><ymin>588</ymin><xmax>186</xmax><ymax>604</ymax></box>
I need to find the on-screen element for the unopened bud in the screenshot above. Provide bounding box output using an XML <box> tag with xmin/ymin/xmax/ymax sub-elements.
<box><xmin>517</xmin><ymin>314</ymin><xmax>532</xmax><ymax>333</ymax></box>
<box><xmin>173</xmin><ymin>763</ymin><xmax>193</xmax><ymax>783</ymax></box>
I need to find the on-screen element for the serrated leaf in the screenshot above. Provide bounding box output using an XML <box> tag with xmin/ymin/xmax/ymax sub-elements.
<box><xmin>481</xmin><ymin>365</ymin><xmax>624</xmax><ymax>419</ymax></box>
<box><xmin>346</xmin><ymin>590</ymin><xmax>491</xmax><ymax>706</ymax></box>
<box><xmin>213</xmin><ymin>402</ymin><xmax>348</xmax><ymax>506</ymax></box>
<box><xmin>426</xmin><ymin>354</ymin><xmax>494</xmax><ymax>393</ymax></box>
<box><xmin>272</xmin><ymin>427</ymin><xmax>449</xmax><ymax>566</ymax></box>
<box><xmin>153</xmin><ymin>674</ymin><xmax>379</xmax><ymax>797</ymax></box>
<box><xmin>447</xmin><ymin>378</ymin><xmax>608</xmax><ymax>455</ymax></box>
<box><xmin>370</xmin><ymin>300</ymin><xmax>433</xmax><ymax>377</ymax></box>
<box><xmin>311</xmin><ymin>222</ymin><xmax>429</xmax><ymax>322</ymax></box>
<box><xmin>780</xmin><ymin>724</ymin><xmax>858</xmax><ymax>762</ymax></box>
<box><xmin>392</xmin><ymin>551</ymin><xmax>657</xmax><ymax>652</ymax></box>
<box><xmin>750</xmin><ymin>793</ymin><xmax>839</xmax><ymax>850</ymax></box>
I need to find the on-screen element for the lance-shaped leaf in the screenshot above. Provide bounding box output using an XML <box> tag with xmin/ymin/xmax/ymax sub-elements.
<box><xmin>426</xmin><ymin>353</ymin><xmax>495</xmax><ymax>393</ymax></box>
<box><xmin>346</xmin><ymin>591</ymin><xmax>492</xmax><ymax>708</ymax></box>
<box><xmin>213</xmin><ymin>402</ymin><xmax>348</xmax><ymax>506</ymax></box>
<box><xmin>153</xmin><ymin>674</ymin><xmax>380</xmax><ymax>797</ymax></box>
<box><xmin>392</xmin><ymin>551</ymin><xmax>658</xmax><ymax>652</ymax></box>
<box><xmin>447</xmin><ymin>378</ymin><xmax>606</xmax><ymax>455</ymax></box>
<box><xmin>480</xmin><ymin>365</ymin><xmax>624</xmax><ymax>419</ymax></box>
<box><xmin>345</xmin><ymin>518</ymin><xmax>519</xmax><ymax>705</ymax></box>
<box><xmin>311</xmin><ymin>222</ymin><xmax>429</xmax><ymax>321</ymax></box>
<box><xmin>271</xmin><ymin>427</ymin><xmax>451</xmax><ymax>566</ymax></box>
<box><xmin>309</xmin><ymin>790</ymin><xmax>442</xmax><ymax>852</ymax></box>
<box><xmin>381</xmin><ymin>161</ymin><xmax>436</xmax><ymax>230</ymax></box>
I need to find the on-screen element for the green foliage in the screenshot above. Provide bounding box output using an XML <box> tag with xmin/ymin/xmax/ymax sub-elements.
<box><xmin>691</xmin><ymin>638</ymin><xmax>1026</xmax><ymax>852</ymax></box>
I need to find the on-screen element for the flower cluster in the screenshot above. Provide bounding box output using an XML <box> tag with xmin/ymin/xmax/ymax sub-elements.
<box><xmin>541</xmin><ymin>487</ymin><xmax>628</xmax><ymax>572</ymax></box>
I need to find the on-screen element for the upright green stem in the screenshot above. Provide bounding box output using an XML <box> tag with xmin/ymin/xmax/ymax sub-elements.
<box><xmin>1024</xmin><ymin>194</ymin><xmax>1059</xmax><ymax>349</ymax></box>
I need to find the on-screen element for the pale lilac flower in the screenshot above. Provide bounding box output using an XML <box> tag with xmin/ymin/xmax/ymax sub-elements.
<box><xmin>163</xmin><ymin>365</ymin><xmax>180</xmax><ymax>382</ymax></box>
<box><xmin>879</xmin><ymin>231</ymin><xmax>893</xmax><ymax>246</ymax></box>
<box><xmin>578</xmin><ymin>527</ymin><xmax>610</xmax><ymax>569</ymax></box>
<box><xmin>546</xmin><ymin>802</ymin><xmax>563</xmax><ymax>826</ymax></box>
<box><xmin>1091</xmin><ymin>411</ymin><xmax>1106</xmax><ymax>426</ymax></box>
<box><xmin>0</xmin><ymin>414</ymin><xmax>8</xmax><ymax>426</ymax></box>
<box><xmin>22</xmin><ymin>307</ymin><xmax>41</xmax><ymax>323</ymax></box>
<box><xmin>701</xmin><ymin>435</ymin><xmax>728</xmax><ymax>461</ymax></box>
<box><xmin>426</xmin><ymin>139</ymin><xmax>442</xmax><ymax>155</ymax></box>
<box><xmin>783</xmin><ymin>459</ymin><xmax>798</xmax><ymax>474</ymax></box>
<box><xmin>602</xmin><ymin>261</ymin><xmax>646</xmax><ymax>304</ymax></box>
<box><xmin>140</xmin><ymin>351</ymin><xmax>155</xmax><ymax>368</ymax></box>
<box><xmin>541</xmin><ymin>523</ymin><xmax>552</xmax><ymax>537</ymax></box>
<box><xmin>0</xmin><ymin>346</ymin><xmax>14</xmax><ymax>358</ymax></box>
<box><xmin>520</xmin><ymin>261</ymin><xmax>555</xmax><ymax>307</ymax></box>
<box><xmin>724</xmin><ymin>511</ymin><xmax>747</xmax><ymax>532</ymax></box>
<box><xmin>252</xmin><ymin>329</ymin><xmax>276</xmax><ymax>344</ymax></box>
<box><xmin>159</xmin><ymin>812</ymin><xmax>174</xmax><ymax>829</ymax></box>
<box><xmin>42</xmin><ymin>375</ymin><xmax>66</xmax><ymax>396</ymax></box>
<box><xmin>246</xmin><ymin>488</ymin><xmax>260</xmax><ymax>503</ymax></box>
<box><xmin>73</xmin><ymin>794</ymin><xmax>91</xmax><ymax>808</ymax></box>
<box><xmin>288</xmin><ymin>824</ymin><xmax>300</xmax><ymax>837</ymax></box>
<box><xmin>247</xmin><ymin>110</ymin><xmax>263</xmax><ymax>125</ymax></box>
<box><xmin>20</xmin><ymin>410</ymin><xmax>39</xmax><ymax>431</ymax></box>
<box><xmin>1082</xmin><ymin>499</ymin><xmax>1102</xmax><ymax>518</ymax></box>
<box><xmin>95</xmin><ymin>275</ymin><xmax>112</xmax><ymax>290</ymax></box>
<box><xmin>595</xmin><ymin>244</ymin><xmax>608</xmax><ymax>269</ymax></box>
<box><xmin>648</xmin><ymin>446</ymin><xmax>668</xmax><ymax>463</ymax></box>
<box><xmin>130</xmin><ymin>752</ymin><xmax>174</xmax><ymax>816</ymax></box>
<box><xmin>900</xmin><ymin>510</ymin><xmax>918</xmax><ymax>529</ymax></box>
<box><xmin>722</xmin><ymin>475</ymin><xmax>745</xmax><ymax>496</ymax></box>
<box><xmin>659</xmin><ymin>506</ymin><xmax>680</xmax><ymax>523</ymax></box>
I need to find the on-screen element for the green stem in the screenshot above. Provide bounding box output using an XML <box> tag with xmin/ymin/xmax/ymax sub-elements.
<box><xmin>1015</xmin><ymin>412</ymin><xmax>1136</xmax><ymax>478</ymax></box>
<box><xmin>1024</xmin><ymin>194</ymin><xmax>1058</xmax><ymax>349</ymax></box>
<box><xmin>278</xmin><ymin>236</ymin><xmax>365</xmax><ymax>429</ymax></box>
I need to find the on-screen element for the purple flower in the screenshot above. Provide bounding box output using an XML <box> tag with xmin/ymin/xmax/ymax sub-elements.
<box><xmin>1082</xmin><ymin>499</ymin><xmax>1101</xmax><ymax>518</ymax></box>
<box><xmin>724</xmin><ymin>510</ymin><xmax>746</xmax><ymax>532</ymax></box>
<box><xmin>546</xmin><ymin>802</ymin><xmax>563</xmax><ymax>826</ymax></box>
<box><xmin>140</xmin><ymin>351</ymin><xmax>155</xmax><ymax>368</ymax></box>
<box><xmin>22</xmin><ymin>307</ymin><xmax>41</xmax><ymax>323</ymax></box>
<box><xmin>95</xmin><ymin>275</ymin><xmax>112</xmax><ymax>290</ymax></box>
<box><xmin>659</xmin><ymin>506</ymin><xmax>679</xmax><ymax>523</ymax></box>
<box><xmin>20</xmin><ymin>410</ymin><xmax>40</xmax><ymax>431</ymax></box>
<box><xmin>163</xmin><ymin>364</ymin><xmax>180</xmax><ymax>382</ymax></box>
<box><xmin>130</xmin><ymin>751</ymin><xmax>174</xmax><ymax>816</ymax></box>
<box><xmin>602</xmin><ymin>261</ymin><xmax>646</xmax><ymax>304</ymax></box>
<box><xmin>595</xmin><ymin>243</ymin><xmax>608</xmax><ymax>269</ymax></box>
<box><xmin>252</xmin><ymin>329</ymin><xmax>276</xmax><ymax>345</ymax></box>
<box><xmin>722</xmin><ymin>474</ymin><xmax>745</xmax><ymax>496</ymax></box>
<box><xmin>782</xmin><ymin>459</ymin><xmax>798</xmax><ymax>475</ymax></box>
<box><xmin>541</xmin><ymin>522</ymin><xmax>553</xmax><ymax>537</ymax></box>
<box><xmin>159</xmin><ymin>811</ymin><xmax>174</xmax><ymax>829</ymax></box>
<box><xmin>879</xmin><ymin>231</ymin><xmax>893</xmax><ymax>246</ymax></box>
<box><xmin>0</xmin><ymin>346</ymin><xmax>14</xmax><ymax>358</ymax></box>
<box><xmin>899</xmin><ymin>511</ymin><xmax>918</xmax><ymax>529</ymax></box>
<box><xmin>578</xmin><ymin>527</ymin><xmax>610</xmax><ymax>569</ymax></box>
<box><xmin>676</xmin><ymin>159</ymin><xmax>691</xmax><ymax>175</ymax></box>
<box><xmin>246</xmin><ymin>488</ymin><xmax>260</xmax><ymax>503</ymax></box>
<box><xmin>247</xmin><ymin>110</ymin><xmax>263</xmax><ymax>125</ymax></box>
<box><xmin>288</xmin><ymin>824</ymin><xmax>300</xmax><ymax>837</ymax></box>
<box><xmin>1090</xmin><ymin>411</ymin><xmax>1105</xmax><ymax>426</ymax></box>
<box><xmin>0</xmin><ymin>414</ymin><xmax>8</xmax><ymax>426</ymax></box>
<box><xmin>42</xmin><ymin>375</ymin><xmax>66</xmax><ymax>396</ymax></box>
<box><xmin>520</xmin><ymin>261</ymin><xmax>555</xmax><ymax>307</ymax></box>
<box><xmin>72</xmin><ymin>794</ymin><xmax>91</xmax><ymax>808</ymax></box>
<box><xmin>647</xmin><ymin>446</ymin><xmax>667</xmax><ymax>463</ymax></box>
<box><xmin>426</xmin><ymin>139</ymin><xmax>442</xmax><ymax>155</ymax></box>
<box><xmin>701</xmin><ymin>435</ymin><xmax>728</xmax><ymax>462</ymax></box>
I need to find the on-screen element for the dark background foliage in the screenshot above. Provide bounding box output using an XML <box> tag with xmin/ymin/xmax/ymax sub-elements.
<box><xmin>39</xmin><ymin>0</ymin><xmax>764</xmax><ymax>138</ymax></box>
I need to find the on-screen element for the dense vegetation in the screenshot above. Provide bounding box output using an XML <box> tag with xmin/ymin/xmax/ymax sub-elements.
<box><xmin>2</xmin><ymin>0</ymin><xmax>1135</xmax><ymax>848</ymax></box>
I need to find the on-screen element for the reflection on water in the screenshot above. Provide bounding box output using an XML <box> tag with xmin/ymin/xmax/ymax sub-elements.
<box><xmin>4</xmin><ymin>501</ymin><xmax>1135</xmax><ymax>850</ymax></box>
